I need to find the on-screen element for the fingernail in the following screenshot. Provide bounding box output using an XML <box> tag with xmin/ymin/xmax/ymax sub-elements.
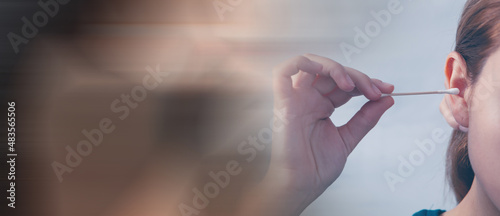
<box><xmin>372</xmin><ymin>83</ymin><xmax>381</xmax><ymax>95</ymax></box>
<box><xmin>459</xmin><ymin>125</ymin><xmax>469</xmax><ymax>133</ymax></box>
<box><xmin>346</xmin><ymin>75</ymin><xmax>355</xmax><ymax>87</ymax></box>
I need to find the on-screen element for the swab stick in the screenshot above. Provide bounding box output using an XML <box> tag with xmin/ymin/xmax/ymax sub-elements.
<box><xmin>381</xmin><ymin>88</ymin><xmax>460</xmax><ymax>97</ymax></box>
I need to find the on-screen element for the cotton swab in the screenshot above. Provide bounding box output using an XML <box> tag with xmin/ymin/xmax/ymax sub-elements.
<box><xmin>381</xmin><ymin>88</ymin><xmax>460</xmax><ymax>97</ymax></box>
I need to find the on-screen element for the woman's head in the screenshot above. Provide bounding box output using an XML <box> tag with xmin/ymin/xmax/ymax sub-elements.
<box><xmin>445</xmin><ymin>0</ymin><xmax>500</xmax><ymax>204</ymax></box>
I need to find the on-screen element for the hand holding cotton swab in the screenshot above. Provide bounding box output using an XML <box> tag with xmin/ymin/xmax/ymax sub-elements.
<box><xmin>381</xmin><ymin>88</ymin><xmax>460</xmax><ymax>97</ymax></box>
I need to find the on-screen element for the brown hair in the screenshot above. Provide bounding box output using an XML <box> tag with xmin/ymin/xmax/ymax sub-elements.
<box><xmin>447</xmin><ymin>0</ymin><xmax>500</xmax><ymax>202</ymax></box>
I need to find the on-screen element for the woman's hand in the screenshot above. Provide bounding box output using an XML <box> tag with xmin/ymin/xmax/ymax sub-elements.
<box><xmin>258</xmin><ymin>54</ymin><xmax>395</xmax><ymax>215</ymax></box>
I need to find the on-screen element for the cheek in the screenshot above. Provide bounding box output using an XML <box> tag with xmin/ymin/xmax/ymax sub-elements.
<box><xmin>468</xmin><ymin>93</ymin><xmax>500</xmax><ymax>208</ymax></box>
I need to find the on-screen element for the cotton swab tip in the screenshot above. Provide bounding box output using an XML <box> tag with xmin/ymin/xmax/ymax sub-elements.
<box><xmin>447</xmin><ymin>88</ymin><xmax>460</xmax><ymax>95</ymax></box>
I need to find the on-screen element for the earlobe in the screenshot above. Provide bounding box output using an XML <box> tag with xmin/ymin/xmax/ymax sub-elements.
<box><xmin>444</xmin><ymin>51</ymin><xmax>470</xmax><ymax>128</ymax></box>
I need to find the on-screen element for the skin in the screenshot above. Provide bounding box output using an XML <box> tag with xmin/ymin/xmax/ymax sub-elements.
<box><xmin>440</xmin><ymin>49</ymin><xmax>500</xmax><ymax>216</ymax></box>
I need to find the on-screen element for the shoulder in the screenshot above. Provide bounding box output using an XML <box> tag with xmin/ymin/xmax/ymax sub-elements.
<box><xmin>413</xmin><ymin>209</ymin><xmax>446</xmax><ymax>216</ymax></box>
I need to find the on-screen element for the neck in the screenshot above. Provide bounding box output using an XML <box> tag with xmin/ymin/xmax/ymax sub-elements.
<box><xmin>446</xmin><ymin>177</ymin><xmax>500</xmax><ymax>216</ymax></box>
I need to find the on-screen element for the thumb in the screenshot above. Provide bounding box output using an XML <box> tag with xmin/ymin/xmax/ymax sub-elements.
<box><xmin>338</xmin><ymin>97</ymin><xmax>394</xmax><ymax>153</ymax></box>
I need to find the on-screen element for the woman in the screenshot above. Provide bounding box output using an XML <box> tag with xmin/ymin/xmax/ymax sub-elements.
<box><xmin>253</xmin><ymin>0</ymin><xmax>500</xmax><ymax>215</ymax></box>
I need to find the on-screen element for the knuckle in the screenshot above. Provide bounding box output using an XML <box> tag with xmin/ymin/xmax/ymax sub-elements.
<box><xmin>360</xmin><ymin>73</ymin><xmax>371</xmax><ymax>82</ymax></box>
<box><xmin>371</xmin><ymin>78</ymin><xmax>382</xmax><ymax>84</ymax></box>
<box><xmin>303</xmin><ymin>53</ymin><xmax>315</xmax><ymax>58</ymax></box>
<box><xmin>293</xmin><ymin>55</ymin><xmax>309</xmax><ymax>66</ymax></box>
<box><xmin>328</xmin><ymin>62</ymin><xmax>346</xmax><ymax>77</ymax></box>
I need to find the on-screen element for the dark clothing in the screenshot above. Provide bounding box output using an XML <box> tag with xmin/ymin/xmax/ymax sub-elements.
<box><xmin>413</xmin><ymin>209</ymin><xmax>446</xmax><ymax>216</ymax></box>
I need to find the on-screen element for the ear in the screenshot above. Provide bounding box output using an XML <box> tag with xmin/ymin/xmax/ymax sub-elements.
<box><xmin>444</xmin><ymin>51</ymin><xmax>470</xmax><ymax>128</ymax></box>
